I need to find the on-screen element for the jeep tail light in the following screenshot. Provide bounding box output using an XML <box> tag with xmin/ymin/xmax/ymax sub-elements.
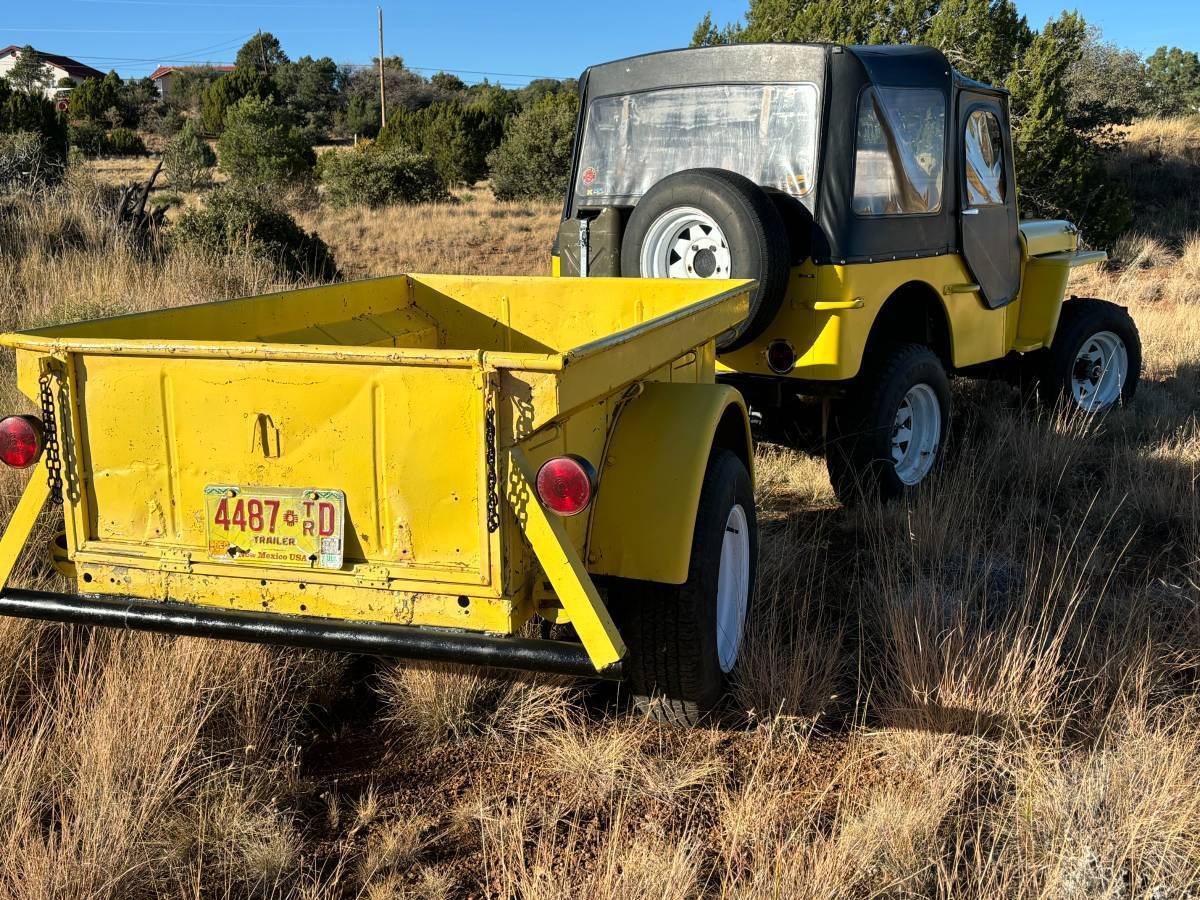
<box><xmin>766</xmin><ymin>339</ymin><xmax>797</xmax><ymax>374</ymax></box>
<box><xmin>0</xmin><ymin>416</ymin><xmax>45</xmax><ymax>469</ymax></box>
<box><xmin>536</xmin><ymin>456</ymin><xmax>596</xmax><ymax>516</ymax></box>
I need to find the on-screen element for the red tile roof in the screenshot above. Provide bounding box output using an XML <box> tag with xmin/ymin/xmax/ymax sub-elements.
<box><xmin>0</xmin><ymin>45</ymin><xmax>104</xmax><ymax>80</ymax></box>
<box><xmin>149</xmin><ymin>64</ymin><xmax>235</xmax><ymax>82</ymax></box>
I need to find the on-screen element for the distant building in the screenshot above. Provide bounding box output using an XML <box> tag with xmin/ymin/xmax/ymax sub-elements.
<box><xmin>0</xmin><ymin>45</ymin><xmax>104</xmax><ymax>97</ymax></box>
<box><xmin>149</xmin><ymin>64</ymin><xmax>234</xmax><ymax>99</ymax></box>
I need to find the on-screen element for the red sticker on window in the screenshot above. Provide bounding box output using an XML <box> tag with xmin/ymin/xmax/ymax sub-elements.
<box><xmin>582</xmin><ymin>166</ymin><xmax>596</xmax><ymax>185</ymax></box>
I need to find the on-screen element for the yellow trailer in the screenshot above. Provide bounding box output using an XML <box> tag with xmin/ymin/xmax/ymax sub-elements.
<box><xmin>0</xmin><ymin>273</ymin><xmax>756</xmax><ymax>725</ymax></box>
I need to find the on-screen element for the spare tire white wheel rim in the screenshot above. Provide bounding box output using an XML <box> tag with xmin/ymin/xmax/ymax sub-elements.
<box><xmin>892</xmin><ymin>383</ymin><xmax>941</xmax><ymax>486</ymax></box>
<box><xmin>1071</xmin><ymin>331</ymin><xmax>1128</xmax><ymax>412</ymax></box>
<box><xmin>716</xmin><ymin>503</ymin><xmax>751</xmax><ymax>673</ymax></box>
<box><xmin>641</xmin><ymin>207</ymin><xmax>732</xmax><ymax>279</ymax></box>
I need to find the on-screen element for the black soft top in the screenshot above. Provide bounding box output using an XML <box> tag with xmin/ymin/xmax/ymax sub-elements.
<box><xmin>569</xmin><ymin>43</ymin><xmax>1009</xmax><ymax>265</ymax></box>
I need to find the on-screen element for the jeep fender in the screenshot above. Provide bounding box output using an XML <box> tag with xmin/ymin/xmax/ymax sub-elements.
<box><xmin>587</xmin><ymin>381</ymin><xmax>752</xmax><ymax>585</ymax></box>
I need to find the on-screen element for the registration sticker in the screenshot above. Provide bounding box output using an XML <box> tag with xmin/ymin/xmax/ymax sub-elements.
<box><xmin>204</xmin><ymin>485</ymin><xmax>345</xmax><ymax>569</ymax></box>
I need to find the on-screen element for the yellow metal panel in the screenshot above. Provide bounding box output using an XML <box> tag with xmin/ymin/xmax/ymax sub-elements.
<box><xmin>505</xmin><ymin>446</ymin><xmax>624</xmax><ymax>672</ymax></box>
<box><xmin>73</xmin><ymin>354</ymin><xmax>496</xmax><ymax>588</ymax></box>
<box><xmin>1014</xmin><ymin>255</ymin><xmax>1071</xmax><ymax>351</ymax></box>
<box><xmin>74</xmin><ymin>559</ymin><xmax>528</xmax><ymax>631</ymax></box>
<box><xmin>1019</xmin><ymin>219</ymin><xmax>1079</xmax><ymax>257</ymax></box>
<box><xmin>0</xmin><ymin>462</ymin><xmax>51</xmax><ymax>589</ymax></box>
<box><xmin>719</xmin><ymin>256</ymin><xmax>1007</xmax><ymax>379</ymax></box>
<box><xmin>587</xmin><ymin>382</ymin><xmax>750</xmax><ymax>584</ymax></box>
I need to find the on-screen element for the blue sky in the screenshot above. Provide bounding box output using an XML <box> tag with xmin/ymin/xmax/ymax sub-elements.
<box><xmin>2</xmin><ymin>0</ymin><xmax>1194</xmax><ymax>85</ymax></box>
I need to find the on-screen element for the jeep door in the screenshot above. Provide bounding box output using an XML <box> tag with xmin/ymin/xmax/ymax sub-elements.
<box><xmin>958</xmin><ymin>92</ymin><xmax>1021</xmax><ymax>308</ymax></box>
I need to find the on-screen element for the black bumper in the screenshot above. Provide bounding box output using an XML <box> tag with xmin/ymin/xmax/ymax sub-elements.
<box><xmin>0</xmin><ymin>589</ymin><xmax>619</xmax><ymax>679</ymax></box>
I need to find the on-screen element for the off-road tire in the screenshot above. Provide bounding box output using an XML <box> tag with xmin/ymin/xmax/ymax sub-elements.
<box><xmin>1029</xmin><ymin>298</ymin><xmax>1141</xmax><ymax>412</ymax></box>
<box><xmin>621</xmin><ymin>168</ymin><xmax>791</xmax><ymax>352</ymax></box>
<box><xmin>826</xmin><ymin>343</ymin><xmax>951</xmax><ymax>505</ymax></box>
<box><xmin>615</xmin><ymin>449</ymin><xmax>757</xmax><ymax>726</ymax></box>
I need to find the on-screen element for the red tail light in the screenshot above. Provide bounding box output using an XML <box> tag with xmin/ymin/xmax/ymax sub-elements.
<box><xmin>536</xmin><ymin>456</ymin><xmax>596</xmax><ymax>516</ymax></box>
<box><xmin>0</xmin><ymin>416</ymin><xmax>45</xmax><ymax>469</ymax></box>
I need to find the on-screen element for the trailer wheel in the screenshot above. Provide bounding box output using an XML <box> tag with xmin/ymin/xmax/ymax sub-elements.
<box><xmin>826</xmin><ymin>343</ymin><xmax>951</xmax><ymax>504</ymax></box>
<box><xmin>620</xmin><ymin>168</ymin><xmax>791</xmax><ymax>352</ymax></box>
<box><xmin>616</xmin><ymin>448</ymin><xmax>757</xmax><ymax>726</ymax></box>
<box><xmin>1030</xmin><ymin>298</ymin><xmax>1141</xmax><ymax>413</ymax></box>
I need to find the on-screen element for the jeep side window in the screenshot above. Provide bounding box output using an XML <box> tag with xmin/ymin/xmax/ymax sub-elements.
<box><xmin>852</xmin><ymin>87</ymin><xmax>946</xmax><ymax>216</ymax></box>
<box><xmin>964</xmin><ymin>109</ymin><xmax>1006</xmax><ymax>206</ymax></box>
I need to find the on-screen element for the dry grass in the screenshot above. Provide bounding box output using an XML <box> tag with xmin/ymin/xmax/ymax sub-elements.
<box><xmin>295</xmin><ymin>184</ymin><xmax>560</xmax><ymax>279</ymax></box>
<box><xmin>0</xmin><ymin>129</ymin><xmax>1195</xmax><ymax>896</ymax></box>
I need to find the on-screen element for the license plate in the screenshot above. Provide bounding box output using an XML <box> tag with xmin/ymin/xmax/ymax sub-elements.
<box><xmin>204</xmin><ymin>485</ymin><xmax>345</xmax><ymax>569</ymax></box>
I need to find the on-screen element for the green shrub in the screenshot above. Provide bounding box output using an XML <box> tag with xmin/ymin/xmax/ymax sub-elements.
<box><xmin>378</xmin><ymin>98</ymin><xmax>509</xmax><ymax>186</ymax></box>
<box><xmin>216</xmin><ymin>94</ymin><xmax>314</xmax><ymax>190</ymax></box>
<box><xmin>173</xmin><ymin>187</ymin><xmax>338</xmax><ymax>281</ymax></box>
<box><xmin>487</xmin><ymin>91</ymin><xmax>578</xmax><ymax>201</ymax></box>
<box><xmin>104</xmin><ymin>127</ymin><xmax>145</xmax><ymax>156</ymax></box>
<box><xmin>68</xmin><ymin>120</ymin><xmax>107</xmax><ymax>157</ymax></box>
<box><xmin>69</xmin><ymin>72</ymin><xmax>123</xmax><ymax>123</ymax></box>
<box><xmin>0</xmin><ymin>131</ymin><xmax>62</xmax><ymax>192</ymax></box>
<box><xmin>318</xmin><ymin>144</ymin><xmax>448</xmax><ymax>208</ymax></box>
<box><xmin>163</xmin><ymin>120</ymin><xmax>216</xmax><ymax>190</ymax></box>
<box><xmin>144</xmin><ymin>105</ymin><xmax>185</xmax><ymax>137</ymax></box>
<box><xmin>199</xmin><ymin>67</ymin><xmax>272</xmax><ymax>134</ymax></box>
<box><xmin>0</xmin><ymin>79</ymin><xmax>68</xmax><ymax>177</ymax></box>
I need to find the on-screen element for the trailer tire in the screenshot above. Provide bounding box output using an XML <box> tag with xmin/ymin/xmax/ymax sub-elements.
<box><xmin>826</xmin><ymin>343</ymin><xmax>950</xmax><ymax>505</ymax></box>
<box><xmin>615</xmin><ymin>448</ymin><xmax>757</xmax><ymax>726</ymax></box>
<box><xmin>621</xmin><ymin>168</ymin><xmax>791</xmax><ymax>352</ymax></box>
<box><xmin>1030</xmin><ymin>298</ymin><xmax>1141</xmax><ymax>413</ymax></box>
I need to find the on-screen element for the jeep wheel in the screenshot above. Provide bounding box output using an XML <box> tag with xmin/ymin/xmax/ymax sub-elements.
<box><xmin>1033</xmin><ymin>298</ymin><xmax>1141</xmax><ymax>413</ymax></box>
<box><xmin>615</xmin><ymin>449</ymin><xmax>757</xmax><ymax>726</ymax></box>
<box><xmin>826</xmin><ymin>344</ymin><xmax>951</xmax><ymax>504</ymax></box>
<box><xmin>621</xmin><ymin>168</ymin><xmax>791</xmax><ymax>352</ymax></box>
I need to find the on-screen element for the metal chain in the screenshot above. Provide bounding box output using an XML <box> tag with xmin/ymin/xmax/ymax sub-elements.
<box><xmin>484</xmin><ymin>406</ymin><xmax>500</xmax><ymax>533</ymax></box>
<box><xmin>38</xmin><ymin>373</ymin><xmax>63</xmax><ymax>504</ymax></box>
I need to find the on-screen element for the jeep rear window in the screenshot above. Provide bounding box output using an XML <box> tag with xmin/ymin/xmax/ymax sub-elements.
<box><xmin>852</xmin><ymin>87</ymin><xmax>946</xmax><ymax>216</ymax></box>
<box><xmin>574</xmin><ymin>83</ymin><xmax>820</xmax><ymax>206</ymax></box>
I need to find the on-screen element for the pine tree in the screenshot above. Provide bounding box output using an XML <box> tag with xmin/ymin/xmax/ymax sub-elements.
<box><xmin>4</xmin><ymin>45</ymin><xmax>54</xmax><ymax>96</ymax></box>
<box><xmin>1145</xmin><ymin>47</ymin><xmax>1200</xmax><ymax>116</ymax></box>
<box><xmin>1007</xmin><ymin>13</ymin><xmax>1130</xmax><ymax>242</ymax></box>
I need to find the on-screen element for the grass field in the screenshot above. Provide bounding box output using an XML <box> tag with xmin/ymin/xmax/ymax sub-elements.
<box><xmin>0</xmin><ymin>121</ymin><xmax>1196</xmax><ymax>898</ymax></box>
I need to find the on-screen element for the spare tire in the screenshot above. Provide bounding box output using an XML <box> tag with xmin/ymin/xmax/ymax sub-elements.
<box><xmin>621</xmin><ymin>168</ymin><xmax>791</xmax><ymax>352</ymax></box>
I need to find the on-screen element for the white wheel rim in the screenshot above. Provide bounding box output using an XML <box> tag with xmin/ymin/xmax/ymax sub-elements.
<box><xmin>891</xmin><ymin>383</ymin><xmax>942</xmax><ymax>486</ymax></box>
<box><xmin>716</xmin><ymin>503</ymin><xmax>751</xmax><ymax>674</ymax></box>
<box><xmin>1071</xmin><ymin>331</ymin><xmax>1128</xmax><ymax>412</ymax></box>
<box><xmin>640</xmin><ymin>207</ymin><xmax>732</xmax><ymax>279</ymax></box>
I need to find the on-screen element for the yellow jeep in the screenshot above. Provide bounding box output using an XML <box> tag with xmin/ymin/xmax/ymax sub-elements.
<box><xmin>0</xmin><ymin>275</ymin><xmax>759</xmax><ymax>725</ymax></box>
<box><xmin>554</xmin><ymin>43</ymin><xmax>1141</xmax><ymax>501</ymax></box>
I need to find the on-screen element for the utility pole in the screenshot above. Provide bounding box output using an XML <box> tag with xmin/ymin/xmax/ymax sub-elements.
<box><xmin>378</xmin><ymin>6</ymin><xmax>387</xmax><ymax>131</ymax></box>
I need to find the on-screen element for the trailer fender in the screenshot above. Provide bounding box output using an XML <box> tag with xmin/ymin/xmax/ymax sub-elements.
<box><xmin>587</xmin><ymin>381</ymin><xmax>752</xmax><ymax>585</ymax></box>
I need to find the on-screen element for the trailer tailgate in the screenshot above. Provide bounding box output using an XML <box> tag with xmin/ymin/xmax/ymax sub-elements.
<box><xmin>69</xmin><ymin>351</ymin><xmax>498</xmax><ymax>588</ymax></box>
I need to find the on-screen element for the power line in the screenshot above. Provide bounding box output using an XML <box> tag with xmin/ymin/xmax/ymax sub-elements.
<box><xmin>71</xmin><ymin>0</ymin><xmax>338</xmax><ymax>7</ymax></box>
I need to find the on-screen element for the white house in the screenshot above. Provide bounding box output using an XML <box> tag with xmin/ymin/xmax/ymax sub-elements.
<box><xmin>0</xmin><ymin>45</ymin><xmax>104</xmax><ymax>97</ymax></box>
<box><xmin>149</xmin><ymin>64</ymin><xmax>234</xmax><ymax>99</ymax></box>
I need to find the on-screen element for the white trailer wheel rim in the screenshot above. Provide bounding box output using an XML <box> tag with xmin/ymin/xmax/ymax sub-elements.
<box><xmin>716</xmin><ymin>503</ymin><xmax>751</xmax><ymax>674</ymax></box>
<box><xmin>891</xmin><ymin>383</ymin><xmax>942</xmax><ymax>486</ymax></box>
<box><xmin>640</xmin><ymin>207</ymin><xmax>732</xmax><ymax>280</ymax></box>
<box><xmin>1071</xmin><ymin>331</ymin><xmax>1128</xmax><ymax>412</ymax></box>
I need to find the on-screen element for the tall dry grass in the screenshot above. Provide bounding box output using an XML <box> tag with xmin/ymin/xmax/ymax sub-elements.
<box><xmin>0</xmin><ymin>133</ymin><xmax>1195</xmax><ymax>897</ymax></box>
